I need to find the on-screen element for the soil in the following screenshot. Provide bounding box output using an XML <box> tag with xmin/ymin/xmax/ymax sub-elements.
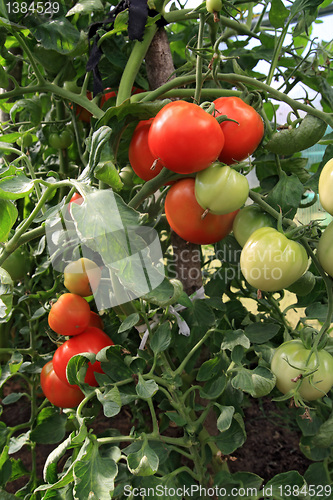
<box><xmin>1</xmin><ymin>382</ymin><xmax>312</xmax><ymax>495</ymax></box>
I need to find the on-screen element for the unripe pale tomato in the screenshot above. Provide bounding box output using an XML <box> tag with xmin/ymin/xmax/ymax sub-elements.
<box><xmin>317</xmin><ymin>220</ymin><xmax>333</xmax><ymax>277</ymax></box>
<box><xmin>64</xmin><ymin>257</ymin><xmax>101</xmax><ymax>297</ymax></box>
<box><xmin>52</xmin><ymin>327</ymin><xmax>114</xmax><ymax>387</ymax></box>
<box><xmin>48</xmin><ymin>293</ymin><xmax>91</xmax><ymax>336</ymax></box>
<box><xmin>271</xmin><ymin>340</ymin><xmax>333</xmax><ymax>401</ymax></box>
<box><xmin>148</xmin><ymin>101</ymin><xmax>225</xmax><ymax>174</ymax></box>
<box><xmin>240</xmin><ymin>227</ymin><xmax>308</xmax><ymax>292</ymax></box>
<box><xmin>232</xmin><ymin>205</ymin><xmax>276</xmax><ymax>247</ymax></box>
<box><xmin>195</xmin><ymin>163</ymin><xmax>249</xmax><ymax>215</ymax></box>
<box><xmin>318</xmin><ymin>158</ymin><xmax>333</xmax><ymax>215</ymax></box>
<box><xmin>206</xmin><ymin>0</ymin><xmax>222</xmax><ymax>12</ymax></box>
<box><xmin>40</xmin><ymin>360</ymin><xmax>84</xmax><ymax>408</ymax></box>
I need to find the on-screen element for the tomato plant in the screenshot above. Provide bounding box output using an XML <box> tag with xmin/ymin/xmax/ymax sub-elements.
<box><xmin>63</xmin><ymin>257</ymin><xmax>102</xmax><ymax>297</ymax></box>
<box><xmin>128</xmin><ymin>119</ymin><xmax>164</xmax><ymax>181</ymax></box>
<box><xmin>40</xmin><ymin>360</ymin><xmax>84</xmax><ymax>408</ymax></box>
<box><xmin>52</xmin><ymin>327</ymin><xmax>114</xmax><ymax>387</ymax></box>
<box><xmin>240</xmin><ymin>227</ymin><xmax>308</xmax><ymax>291</ymax></box>
<box><xmin>195</xmin><ymin>163</ymin><xmax>249</xmax><ymax>214</ymax></box>
<box><xmin>318</xmin><ymin>158</ymin><xmax>333</xmax><ymax>215</ymax></box>
<box><xmin>213</xmin><ymin>96</ymin><xmax>264</xmax><ymax>165</ymax></box>
<box><xmin>48</xmin><ymin>293</ymin><xmax>91</xmax><ymax>336</ymax></box>
<box><xmin>232</xmin><ymin>205</ymin><xmax>276</xmax><ymax>247</ymax></box>
<box><xmin>165</xmin><ymin>178</ymin><xmax>238</xmax><ymax>244</ymax></box>
<box><xmin>271</xmin><ymin>340</ymin><xmax>333</xmax><ymax>401</ymax></box>
<box><xmin>148</xmin><ymin>101</ymin><xmax>225</xmax><ymax>174</ymax></box>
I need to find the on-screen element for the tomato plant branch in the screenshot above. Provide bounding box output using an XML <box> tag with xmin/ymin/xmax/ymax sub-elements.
<box><xmin>194</xmin><ymin>13</ymin><xmax>205</xmax><ymax>104</ymax></box>
<box><xmin>116</xmin><ymin>24</ymin><xmax>158</xmax><ymax>106</ymax></box>
<box><xmin>174</xmin><ymin>328</ymin><xmax>213</xmax><ymax>377</ymax></box>
<box><xmin>13</xmin><ymin>32</ymin><xmax>46</xmax><ymax>85</ymax></box>
<box><xmin>266</xmin><ymin>22</ymin><xmax>290</xmax><ymax>86</ymax></box>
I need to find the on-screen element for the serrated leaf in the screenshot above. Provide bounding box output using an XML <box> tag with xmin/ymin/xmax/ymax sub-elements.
<box><xmin>244</xmin><ymin>323</ymin><xmax>280</xmax><ymax>344</ymax></box>
<box><xmin>96</xmin><ymin>386</ymin><xmax>122</xmax><ymax>418</ymax></box>
<box><xmin>231</xmin><ymin>366</ymin><xmax>276</xmax><ymax>398</ymax></box>
<box><xmin>127</xmin><ymin>440</ymin><xmax>159</xmax><ymax>477</ymax></box>
<box><xmin>118</xmin><ymin>312</ymin><xmax>140</xmax><ymax>333</ymax></box>
<box><xmin>0</xmin><ymin>174</ymin><xmax>35</xmax><ymax>200</ymax></box>
<box><xmin>221</xmin><ymin>330</ymin><xmax>250</xmax><ymax>351</ymax></box>
<box><xmin>29</xmin><ymin>18</ymin><xmax>81</xmax><ymax>55</ymax></box>
<box><xmin>269</xmin><ymin>0</ymin><xmax>289</xmax><ymax>28</ymax></box>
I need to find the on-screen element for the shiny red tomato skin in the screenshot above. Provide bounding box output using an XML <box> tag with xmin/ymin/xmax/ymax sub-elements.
<box><xmin>165</xmin><ymin>178</ymin><xmax>238</xmax><ymax>244</ymax></box>
<box><xmin>128</xmin><ymin>119</ymin><xmax>164</xmax><ymax>181</ymax></box>
<box><xmin>52</xmin><ymin>327</ymin><xmax>114</xmax><ymax>387</ymax></box>
<box><xmin>213</xmin><ymin>97</ymin><xmax>264</xmax><ymax>165</ymax></box>
<box><xmin>148</xmin><ymin>101</ymin><xmax>225</xmax><ymax>174</ymax></box>
<box><xmin>88</xmin><ymin>311</ymin><xmax>104</xmax><ymax>330</ymax></box>
<box><xmin>48</xmin><ymin>293</ymin><xmax>91</xmax><ymax>336</ymax></box>
<box><xmin>40</xmin><ymin>360</ymin><xmax>84</xmax><ymax>408</ymax></box>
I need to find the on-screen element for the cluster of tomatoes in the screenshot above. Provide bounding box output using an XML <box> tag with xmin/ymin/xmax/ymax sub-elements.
<box><xmin>40</xmin><ymin>257</ymin><xmax>114</xmax><ymax>408</ymax></box>
<box><xmin>129</xmin><ymin>97</ymin><xmax>264</xmax><ymax>245</ymax></box>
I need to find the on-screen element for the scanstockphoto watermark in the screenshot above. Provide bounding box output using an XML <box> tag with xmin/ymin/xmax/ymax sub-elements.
<box><xmin>45</xmin><ymin>189</ymin><xmax>165</xmax><ymax>310</ymax></box>
<box><xmin>123</xmin><ymin>484</ymin><xmax>281</xmax><ymax>498</ymax></box>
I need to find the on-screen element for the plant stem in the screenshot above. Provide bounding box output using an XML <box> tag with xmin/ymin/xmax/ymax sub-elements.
<box><xmin>174</xmin><ymin>329</ymin><xmax>213</xmax><ymax>376</ymax></box>
<box><xmin>194</xmin><ymin>14</ymin><xmax>205</xmax><ymax>104</ymax></box>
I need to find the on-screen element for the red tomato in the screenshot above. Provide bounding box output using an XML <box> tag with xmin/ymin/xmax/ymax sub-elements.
<box><xmin>67</xmin><ymin>192</ymin><xmax>83</xmax><ymax>214</ymax></box>
<box><xmin>40</xmin><ymin>360</ymin><xmax>84</xmax><ymax>408</ymax></box>
<box><xmin>48</xmin><ymin>293</ymin><xmax>91</xmax><ymax>336</ymax></box>
<box><xmin>213</xmin><ymin>97</ymin><xmax>264</xmax><ymax>164</ymax></box>
<box><xmin>165</xmin><ymin>178</ymin><xmax>238</xmax><ymax>244</ymax></box>
<box><xmin>148</xmin><ymin>101</ymin><xmax>225</xmax><ymax>174</ymax></box>
<box><xmin>52</xmin><ymin>327</ymin><xmax>114</xmax><ymax>387</ymax></box>
<box><xmin>128</xmin><ymin>119</ymin><xmax>164</xmax><ymax>181</ymax></box>
<box><xmin>88</xmin><ymin>311</ymin><xmax>104</xmax><ymax>330</ymax></box>
<box><xmin>75</xmin><ymin>91</ymin><xmax>93</xmax><ymax>123</ymax></box>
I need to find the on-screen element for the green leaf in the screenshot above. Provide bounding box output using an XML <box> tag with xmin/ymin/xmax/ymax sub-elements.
<box><xmin>265</xmin><ymin>173</ymin><xmax>304</xmax><ymax>218</ymax></box>
<box><xmin>99</xmin><ymin>345</ymin><xmax>134</xmax><ymax>382</ymax></box>
<box><xmin>165</xmin><ymin>412</ymin><xmax>186</xmax><ymax>426</ymax></box>
<box><xmin>80</xmin><ymin>126</ymin><xmax>112</xmax><ymax>181</ymax></box>
<box><xmin>43</xmin><ymin>434</ymin><xmax>73</xmax><ymax>484</ymax></box>
<box><xmin>231</xmin><ymin>366</ymin><xmax>276</xmax><ymax>398</ymax></box>
<box><xmin>136</xmin><ymin>374</ymin><xmax>158</xmax><ymax>400</ymax></box>
<box><xmin>0</xmin><ymin>268</ymin><xmax>13</xmax><ymax>319</ymax></box>
<box><xmin>127</xmin><ymin>440</ymin><xmax>159</xmax><ymax>476</ymax></box>
<box><xmin>312</xmin><ymin>412</ymin><xmax>333</xmax><ymax>448</ymax></box>
<box><xmin>0</xmin><ymin>199</ymin><xmax>17</xmax><ymax>242</ymax></box>
<box><xmin>10</xmin><ymin>96</ymin><xmax>42</xmax><ymax>125</ymax></box>
<box><xmin>73</xmin><ymin>440</ymin><xmax>118</xmax><ymax>499</ymax></box>
<box><xmin>215</xmin><ymin>404</ymin><xmax>235</xmax><ymax>432</ymax></box>
<box><xmin>66</xmin><ymin>352</ymin><xmax>96</xmax><ymax>386</ymax></box>
<box><xmin>96</xmin><ymin>386</ymin><xmax>122</xmax><ymax>418</ymax></box>
<box><xmin>216</xmin><ymin>414</ymin><xmax>246</xmax><ymax>454</ymax></box>
<box><xmin>29</xmin><ymin>18</ymin><xmax>81</xmax><ymax>54</ymax></box>
<box><xmin>304</xmin><ymin>462</ymin><xmax>331</xmax><ymax>487</ymax></box>
<box><xmin>221</xmin><ymin>330</ymin><xmax>251</xmax><ymax>351</ymax></box>
<box><xmin>269</xmin><ymin>0</ymin><xmax>289</xmax><ymax>28</ymax></box>
<box><xmin>94</xmin><ymin>161</ymin><xmax>123</xmax><ymax>191</ymax></box>
<box><xmin>30</xmin><ymin>407</ymin><xmax>67</xmax><ymax>444</ymax></box>
<box><xmin>0</xmin><ymin>174</ymin><xmax>35</xmax><ymax>200</ymax></box>
<box><xmin>118</xmin><ymin>312</ymin><xmax>140</xmax><ymax>333</ymax></box>
<box><xmin>197</xmin><ymin>355</ymin><xmax>226</xmax><ymax>382</ymax></box>
<box><xmin>66</xmin><ymin>0</ymin><xmax>104</xmax><ymax>16</ymax></box>
<box><xmin>244</xmin><ymin>323</ymin><xmax>280</xmax><ymax>344</ymax></box>
<box><xmin>150</xmin><ymin>322</ymin><xmax>171</xmax><ymax>354</ymax></box>
<box><xmin>265</xmin><ymin>471</ymin><xmax>307</xmax><ymax>499</ymax></box>
<box><xmin>0</xmin><ymin>352</ymin><xmax>22</xmax><ymax>388</ymax></box>
<box><xmin>97</xmin><ymin>99</ymin><xmax>170</xmax><ymax>128</ymax></box>
<box><xmin>8</xmin><ymin>431</ymin><xmax>30</xmax><ymax>454</ymax></box>
<box><xmin>199</xmin><ymin>375</ymin><xmax>227</xmax><ymax>399</ymax></box>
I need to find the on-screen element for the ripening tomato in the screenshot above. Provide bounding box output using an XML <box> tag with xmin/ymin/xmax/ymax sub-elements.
<box><xmin>48</xmin><ymin>293</ymin><xmax>91</xmax><ymax>336</ymax></box>
<box><xmin>148</xmin><ymin>101</ymin><xmax>225</xmax><ymax>174</ymax></box>
<box><xmin>240</xmin><ymin>227</ymin><xmax>308</xmax><ymax>292</ymax></box>
<box><xmin>271</xmin><ymin>340</ymin><xmax>333</xmax><ymax>401</ymax></box>
<box><xmin>165</xmin><ymin>178</ymin><xmax>238</xmax><ymax>244</ymax></box>
<box><xmin>64</xmin><ymin>257</ymin><xmax>102</xmax><ymax>297</ymax></box>
<box><xmin>40</xmin><ymin>360</ymin><xmax>84</xmax><ymax>408</ymax></box>
<box><xmin>317</xmin><ymin>220</ymin><xmax>333</xmax><ymax>277</ymax></box>
<box><xmin>195</xmin><ymin>163</ymin><xmax>249</xmax><ymax>214</ymax></box>
<box><xmin>52</xmin><ymin>327</ymin><xmax>114</xmax><ymax>387</ymax></box>
<box><xmin>67</xmin><ymin>192</ymin><xmax>84</xmax><ymax>214</ymax></box>
<box><xmin>88</xmin><ymin>311</ymin><xmax>104</xmax><ymax>330</ymax></box>
<box><xmin>232</xmin><ymin>205</ymin><xmax>276</xmax><ymax>247</ymax></box>
<box><xmin>318</xmin><ymin>158</ymin><xmax>333</xmax><ymax>215</ymax></box>
<box><xmin>213</xmin><ymin>97</ymin><xmax>264</xmax><ymax>164</ymax></box>
<box><xmin>128</xmin><ymin>119</ymin><xmax>164</xmax><ymax>181</ymax></box>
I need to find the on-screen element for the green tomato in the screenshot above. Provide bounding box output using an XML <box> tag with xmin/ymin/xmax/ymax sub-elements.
<box><xmin>318</xmin><ymin>158</ymin><xmax>333</xmax><ymax>215</ymax></box>
<box><xmin>195</xmin><ymin>163</ymin><xmax>249</xmax><ymax>215</ymax></box>
<box><xmin>146</xmin><ymin>279</ymin><xmax>184</xmax><ymax>307</ymax></box>
<box><xmin>317</xmin><ymin>220</ymin><xmax>333</xmax><ymax>277</ymax></box>
<box><xmin>232</xmin><ymin>205</ymin><xmax>276</xmax><ymax>247</ymax></box>
<box><xmin>240</xmin><ymin>227</ymin><xmax>308</xmax><ymax>292</ymax></box>
<box><xmin>17</xmin><ymin>133</ymin><xmax>33</xmax><ymax>149</ymax></box>
<box><xmin>271</xmin><ymin>340</ymin><xmax>333</xmax><ymax>401</ymax></box>
<box><xmin>119</xmin><ymin>166</ymin><xmax>135</xmax><ymax>187</ymax></box>
<box><xmin>1</xmin><ymin>247</ymin><xmax>31</xmax><ymax>282</ymax></box>
<box><xmin>63</xmin><ymin>81</ymin><xmax>81</xmax><ymax>94</ymax></box>
<box><xmin>286</xmin><ymin>270</ymin><xmax>316</xmax><ymax>296</ymax></box>
<box><xmin>48</xmin><ymin>129</ymin><xmax>74</xmax><ymax>149</ymax></box>
<box><xmin>206</xmin><ymin>0</ymin><xmax>222</xmax><ymax>13</ymax></box>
